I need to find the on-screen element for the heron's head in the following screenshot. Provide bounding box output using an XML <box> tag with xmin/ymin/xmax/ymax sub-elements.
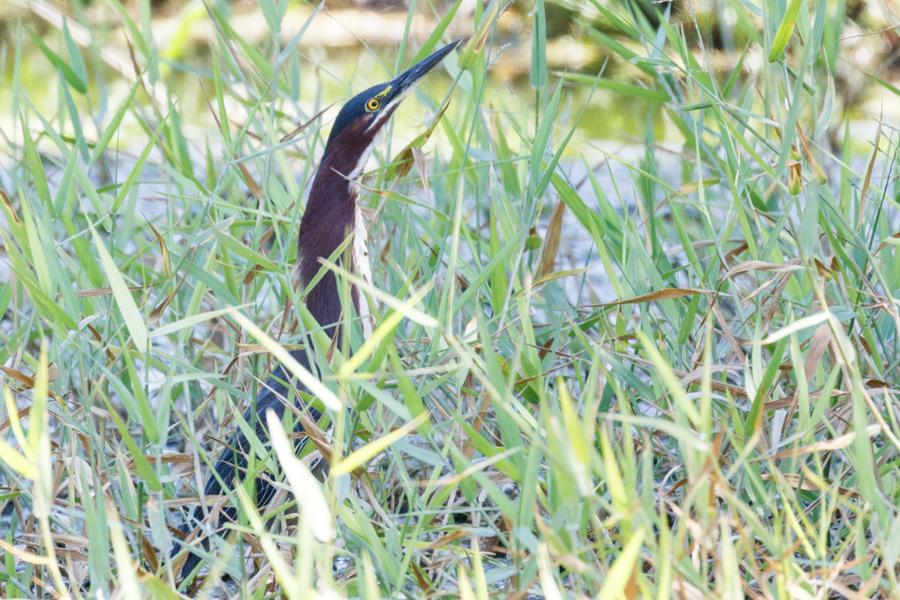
<box><xmin>322</xmin><ymin>39</ymin><xmax>461</xmax><ymax>169</ymax></box>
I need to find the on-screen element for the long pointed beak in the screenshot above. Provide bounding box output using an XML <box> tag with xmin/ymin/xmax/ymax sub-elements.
<box><xmin>391</xmin><ymin>39</ymin><xmax>462</xmax><ymax>93</ymax></box>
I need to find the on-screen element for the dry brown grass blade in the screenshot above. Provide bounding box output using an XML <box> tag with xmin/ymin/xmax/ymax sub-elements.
<box><xmin>590</xmin><ymin>288</ymin><xmax>702</xmax><ymax>307</ymax></box>
<box><xmin>771</xmin><ymin>424</ymin><xmax>880</xmax><ymax>461</ymax></box>
<box><xmin>0</xmin><ymin>189</ymin><xmax>22</xmax><ymax>225</ymax></box>
<box><xmin>538</xmin><ymin>200</ymin><xmax>565</xmax><ymax>278</ymax></box>
<box><xmin>0</xmin><ymin>538</ymin><xmax>49</xmax><ymax>565</ymax></box>
<box><xmin>243</xmin><ymin>263</ymin><xmax>265</xmax><ymax>285</ymax></box>
<box><xmin>779</xmin><ymin>322</ymin><xmax>834</xmax><ymax>437</ymax></box>
<box><xmin>674</xmin><ymin>364</ymin><xmax>741</xmax><ymax>396</ymax></box>
<box><xmin>0</xmin><ymin>365</ymin><xmax>36</xmax><ymax>389</ymax></box>
<box><xmin>874</xmin><ymin>232</ymin><xmax>900</xmax><ymax>255</ymax></box>
<box><xmin>410</xmin><ymin>562</ymin><xmax>432</xmax><ymax>592</ymax></box>
<box><xmin>722</xmin><ymin>259</ymin><xmax>801</xmax><ymax>280</ymax></box>
<box><xmin>74</xmin><ymin>284</ymin><xmax>156</xmax><ymax>298</ymax></box>
<box><xmin>86</xmin><ymin>323</ymin><xmax>116</xmax><ymax>361</ymax></box>
<box><xmin>0</xmin><ymin>366</ymin><xmax>62</xmax><ymax>402</ymax></box>
<box><xmin>741</xmin><ymin>270</ymin><xmax>787</xmax><ymax>303</ymax></box>
<box><xmin>795</xmin><ymin>124</ymin><xmax>827</xmax><ymax>184</ymax></box>
<box><xmin>613</xmin><ymin>349</ymin><xmax>748</xmax><ymax>399</ymax></box>
<box><xmin>804</xmin><ymin>324</ymin><xmax>832</xmax><ymax>381</ymax></box>
<box><xmin>458</xmin><ymin>2</ymin><xmax>501</xmax><ymax>69</ymax></box>
<box><xmin>0</xmin><ymin>406</ymin><xmax>32</xmax><ymax>434</ymax></box>
<box><xmin>237</xmin><ymin>160</ymin><xmax>266</xmax><ymax>203</ymax></box>
<box><xmin>723</xmin><ymin>240</ymin><xmax>749</xmax><ymax>265</ymax></box>
<box><xmin>147</xmin><ymin>222</ymin><xmax>172</xmax><ymax>279</ymax></box>
<box><xmin>760</xmin><ymin>473</ymin><xmax>857</xmax><ymax>498</ymax></box>
<box><xmin>424</xmin><ymin>530</ymin><xmax>470</xmax><ymax>551</ymax></box>
<box><xmin>141</xmin><ymin>532</ymin><xmax>160</xmax><ymax>573</ymax></box>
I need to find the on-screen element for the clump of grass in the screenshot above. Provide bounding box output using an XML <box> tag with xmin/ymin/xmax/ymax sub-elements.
<box><xmin>2</xmin><ymin>0</ymin><xmax>900</xmax><ymax>598</ymax></box>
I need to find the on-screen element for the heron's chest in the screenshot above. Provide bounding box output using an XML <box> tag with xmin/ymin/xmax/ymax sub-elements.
<box><xmin>298</xmin><ymin>140</ymin><xmax>377</xmax><ymax>341</ymax></box>
<box><xmin>352</xmin><ymin>206</ymin><xmax>375</xmax><ymax>341</ymax></box>
<box><xmin>348</xmin><ymin>142</ymin><xmax>376</xmax><ymax>341</ymax></box>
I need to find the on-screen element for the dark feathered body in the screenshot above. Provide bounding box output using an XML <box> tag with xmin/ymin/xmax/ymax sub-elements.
<box><xmin>178</xmin><ymin>39</ymin><xmax>460</xmax><ymax>581</ymax></box>
<box><xmin>178</xmin><ymin>118</ymin><xmax>380</xmax><ymax>580</ymax></box>
<box><xmin>297</xmin><ymin>117</ymin><xmax>382</xmax><ymax>336</ymax></box>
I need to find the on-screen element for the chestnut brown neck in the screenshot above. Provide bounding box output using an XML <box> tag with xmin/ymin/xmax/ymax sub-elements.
<box><xmin>295</xmin><ymin>120</ymin><xmax>377</xmax><ymax>338</ymax></box>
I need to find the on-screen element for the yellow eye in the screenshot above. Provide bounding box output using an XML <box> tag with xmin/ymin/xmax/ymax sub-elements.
<box><xmin>366</xmin><ymin>98</ymin><xmax>380</xmax><ymax>111</ymax></box>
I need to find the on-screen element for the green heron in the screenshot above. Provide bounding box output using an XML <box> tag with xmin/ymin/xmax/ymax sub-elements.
<box><xmin>178</xmin><ymin>39</ymin><xmax>461</xmax><ymax>579</ymax></box>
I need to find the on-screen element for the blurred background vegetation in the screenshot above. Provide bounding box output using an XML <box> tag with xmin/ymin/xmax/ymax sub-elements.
<box><xmin>3</xmin><ymin>0</ymin><xmax>900</xmax><ymax>151</ymax></box>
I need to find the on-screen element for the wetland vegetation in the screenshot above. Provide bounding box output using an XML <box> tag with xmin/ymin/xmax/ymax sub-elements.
<box><xmin>2</xmin><ymin>0</ymin><xmax>900</xmax><ymax>598</ymax></box>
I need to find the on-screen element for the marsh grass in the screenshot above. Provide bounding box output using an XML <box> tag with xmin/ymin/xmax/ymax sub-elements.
<box><xmin>2</xmin><ymin>0</ymin><xmax>900</xmax><ymax>598</ymax></box>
